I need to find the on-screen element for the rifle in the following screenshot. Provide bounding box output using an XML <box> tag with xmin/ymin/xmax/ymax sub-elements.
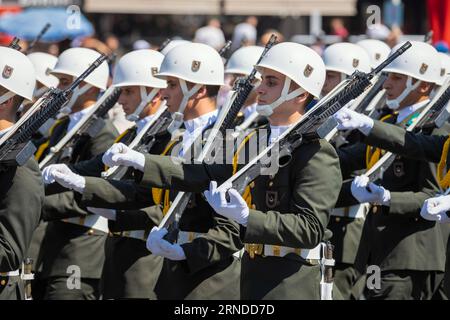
<box><xmin>101</xmin><ymin>102</ymin><xmax>172</xmax><ymax>180</ymax></box>
<box><xmin>213</xmin><ymin>42</ymin><xmax>411</xmax><ymax>198</ymax></box>
<box><xmin>39</xmin><ymin>85</ymin><xmax>121</xmax><ymax>169</ymax></box>
<box><xmin>158</xmin><ymin>34</ymin><xmax>278</xmax><ymax>242</ymax></box>
<box><xmin>158</xmin><ymin>38</ymin><xmax>171</xmax><ymax>52</ymax></box>
<box><xmin>365</xmin><ymin>79</ymin><xmax>450</xmax><ymax>182</ymax></box>
<box><xmin>26</xmin><ymin>23</ymin><xmax>51</xmax><ymax>54</ymax></box>
<box><xmin>0</xmin><ymin>54</ymin><xmax>108</xmax><ymax>169</ymax></box>
<box><xmin>8</xmin><ymin>37</ymin><xmax>21</xmax><ymax>51</ymax></box>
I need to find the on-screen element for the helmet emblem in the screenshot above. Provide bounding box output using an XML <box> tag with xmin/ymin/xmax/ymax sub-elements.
<box><xmin>441</xmin><ymin>68</ymin><xmax>446</xmax><ymax>77</ymax></box>
<box><xmin>375</xmin><ymin>53</ymin><xmax>381</xmax><ymax>60</ymax></box>
<box><xmin>191</xmin><ymin>60</ymin><xmax>201</xmax><ymax>72</ymax></box>
<box><xmin>303</xmin><ymin>64</ymin><xmax>313</xmax><ymax>78</ymax></box>
<box><xmin>419</xmin><ymin>63</ymin><xmax>428</xmax><ymax>75</ymax></box>
<box><xmin>2</xmin><ymin>65</ymin><xmax>13</xmax><ymax>79</ymax></box>
<box><xmin>352</xmin><ymin>58</ymin><xmax>359</xmax><ymax>68</ymax></box>
<box><xmin>151</xmin><ymin>67</ymin><xmax>158</xmax><ymax>76</ymax></box>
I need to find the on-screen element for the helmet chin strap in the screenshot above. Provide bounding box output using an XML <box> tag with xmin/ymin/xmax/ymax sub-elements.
<box><xmin>386</xmin><ymin>76</ymin><xmax>421</xmax><ymax>110</ymax></box>
<box><xmin>0</xmin><ymin>91</ymin><xmax>16</xmax><ymax>105</ymax></box>
<box><xmin>126</xmin><ymin>86</ymin><xmax>160</xmax><ymax>122</ymax></box>
<box><xmin>256</xmin><ymin>77</ymin><xmax>305</xmax><ymax>116</ymax></box>
<box><xmin>167</xmin><ymin>79</ymin><xmax>202</xmax><ymax>135</ymax></box>
<box><xmin>57</xmin><ymin>84</ymin><xmax>92</xmax><ymax>119</ymax></box>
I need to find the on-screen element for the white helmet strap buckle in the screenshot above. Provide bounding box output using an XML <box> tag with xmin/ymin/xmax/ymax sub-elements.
<box><xmin>57</xmin><ymin>83</ymin><xmax>93</xmax><ymax>118</ymax></box>
<box><xmin>256</xmin><ymin>77</ymin><xmax>306</xmax><ymax>116</ymax></box>
<box><xmin>0</xmin><ymin>91</ymin><xmax>16</xmax><ymax>105</ymax></box>
<box><xmin>386</xmin><ymin>76</ymin><xmax>421</xmax><ymax>110</ymax></box>
<box><xmin>126</xmin><ymin>87</ymin><xmax>160</xmax><ymax>122</ymax></box>
<box><xmin>168</xmin><ymin>80</ymin><xmax>202</xmax><ymax>134</ymax></box>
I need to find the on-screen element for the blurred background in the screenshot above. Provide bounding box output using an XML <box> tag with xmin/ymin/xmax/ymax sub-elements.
<box><xmin>0</xmin><ymin>0</ymin><xmax>448</xmax><ymax>57</ymax></box>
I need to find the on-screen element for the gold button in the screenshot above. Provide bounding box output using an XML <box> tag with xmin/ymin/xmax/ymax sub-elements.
<box><xmin>88</xmin><ymin>229</ymin><xmax>94</xmax><ymax>235</ymax></box>
<box><xmin>372</xmin><ymin>206</ymin><xmax>378</xmax><ymax>214</ymax></box>
<box><xmin>415</xmin><ymin>218</ymin><xmax>419</xmax><ymax>222</ymax></box>
<box><xmin>268</xmin><ymin>181</ymin><xmax>273</xmax><ymax>187</ymax></box>
<box><xmin>249</xmin><ymin>182</ymin><xmax>255</xmax><ymax>189</ymax></box>
<box><xmin>251</xmin><ymin>204</ymin><xmax>256</xmax><ymax>209</ymax></box>
<box><xmin>335</xmin><ymin>217</ymin><xmax>341</xmax><ymax>222</ymax></box>
<box><xmin>0</xmin><ymin>279</ymin><xmax>5</xmax><ymax>286</ymax></box>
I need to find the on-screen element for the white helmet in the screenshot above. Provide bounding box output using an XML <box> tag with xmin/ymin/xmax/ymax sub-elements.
<box><xmin>225</xmin><ymin>45</ymin><xmax>264</xmax><ymax>78</ymax></box>
<box><xmin>437</xmin><ymin>52</ymin><xmax>450</xmax><ymax>86</ymax></box>
<box><xmin>356</xmin><ymin>39</ymin><xmax>391</xmax><ymax>68</ymax></box>
<box><xmin>323</xmin><ymin>42</ymin><xmax>371</xmax><ymax>76</ymax></box>
<box><xmin>27</xmin><ymin>52</ymin><xmax>59</xmax><ymax>98</ymax></box>
<box><xmin>51</xmin><ymin>47</ymin><xmax>109</xmax><ymax>116</ymax></box>
<box><xmin>155</xmin><ymin>42</ymin><xmax>224</xmax><ymax>134</ymax></box>
<box><xmin>112</xmin><ymin>49</ymin><xmax>167</xmax><ymax>122</ymax></box>
<box><xmin>51</xmin><ymin>47</ymin><xmax>109</xmax><ymax>90</ymax></box>
<box><xmin>254</xmin><ymin>42</ymin><xmax>325</xmax><ymax>116</ymax></box>
<box><xmin>383</xmin><ymin>41</ymin><xmax>441</xmax><ymax>109</ymax></box>
<box><xmin>0</xmin><ymin>47</ymin><xmax>35</xmax><ymax>102</ymax></box>
<box><xmin>160</xmin><ymin>39</ymin><xmax>191</xmax><ymax>56</ymax></box>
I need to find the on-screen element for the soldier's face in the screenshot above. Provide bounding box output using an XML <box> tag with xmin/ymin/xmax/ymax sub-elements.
<box><xmin>118</xmin><ymin>86</ymin><xmax>142</xmax><ymax>115</ymax></box>
<box><xmin>383</xmin><ymin>72</ymin><xmax>408</xmax><ymax>100</ymax></box>
<box><xmin>256</xmin><ymin>68</ymin><xmax>285</xmax><ymax>106</ymax></box>
<box><xmin>160</xmin><ymin>77</ymin><xmax>184</xmax><ymax>114</ymax></box>
<box><xmin>322</xmin><ymin>71</ymin><xmax>342</xmax><ymax>96</ymax></box>
<box><xmin>55</xmin><ymin>73</ymin><xmax>73</xmax><ymax>91</ymax></box>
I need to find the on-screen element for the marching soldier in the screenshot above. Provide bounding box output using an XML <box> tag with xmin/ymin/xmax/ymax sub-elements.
<box><xmin>320</xmin><ymin>42</ymin><xmax>372</xmax><ymax>299</ymax></box>
<box><xmin>82</xmin><ymin>42</ymin><xmax>343</xmax><ymax>299</ymax></box>
<box><xmin>23</xmin><ymin>51</ymin><xmax>59</xmax><ymax>300</ymax></box>
<box><xmin>0</xmin><ymin>47</ymin><xmax>44</xmax><ymax>300</ymax></box>
<box><xmin>44</xmin><ymin>49</ymin><xmax>170</xmax><ymax>299</ymax></box>
<box><xmin>335</xmin><ymin>41</ymin><xmax>447</xmax><ymax>299</ymax></box>
<box><xmin>35</xmin><ymin>47</ymin><xmax>117</xmax><ymax>300</ymax></box>
<box><xmin>45</xmin><ymin>43</ymin><xmax>242</xmax><ymax>300</ymax></box>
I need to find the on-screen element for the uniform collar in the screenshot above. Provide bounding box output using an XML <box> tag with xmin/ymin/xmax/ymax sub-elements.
<box><xmin>135</xmin><ymin>114</ymin><xmax>155</xmax><ymax>135</ymax></box>
<box><xmin>68</xmin><ymin>103</ymin><xmax>95</xmax><ymax>131</ymax></box>
<box><xmin>244</xmin><ymin>103</ymin><xmax>258</xmax><ymax>120</ymax></box>
<box><xmin>269</xmin><ymin>124</ymin><xmax>292</xmax><ymax>144</ymax></box>
<box><xmin>183</xmin><ymin>109</ymin><xmax>218</xmax><ymax>134</ymax></box>
<box><xmin>396</xmin><ymin>99</ymin><xmax>429</xmax><ymax>124</ymax></box>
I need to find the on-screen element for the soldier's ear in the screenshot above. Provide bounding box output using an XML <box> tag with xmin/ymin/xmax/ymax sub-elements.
<box><xmin>417</xmin><ymin>81</ymin><xmax>434</xmax><ymax>95</ymax></box>
<box><xmin>193</xmin><ymin>85</ymin><xmax>208</xmax><ymax>100</ymax></box>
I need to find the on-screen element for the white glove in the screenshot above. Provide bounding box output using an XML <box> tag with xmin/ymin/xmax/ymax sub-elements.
<box><xmin>420</xmin><ymin>195</ymin><xmax>450</xmax><ymax>223</ymax></box>
<box><xmin>333</xmin><ymin>107</ymin><xmax>374</xmax><ymax>136</ymax></box>
<box><xmin>351</xmin><ymin>175</ymin><xmax>391</xmax><ymax>206</ymax></box>
<box><xmin>146</xmin><ymin>227</ymin><xmax>186</xmax><ymax>261</ymax></box>
<box><xmin>204</xmin><ymin>181</ymin><xmax>249</xmax><ymax>226</ymax></box>
<box><xmin>102</xmin><ymin>142</ymin><xmax>146</xmax><ymax>172</ymax></box>
<box><xmin>87</xmin><ymin>207</ymin><xmax>117</xmax><ymax>220</ymax></box>
<box><xmin>43</xmin><ymin>164</ymin><xmax>85</xmax><ymax>193</ymax></box>
<box><xmin>42</xmin><ymin>164</ymin><xmax>66</xmax><ymax>184</ymax></box>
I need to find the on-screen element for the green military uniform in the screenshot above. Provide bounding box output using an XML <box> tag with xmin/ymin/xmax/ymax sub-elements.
<box><xmin>335</xmin><ymin>110</ymin><xmax>447</xmax><ymax>300</ymax></box>
<box><xmin>356</xmin><ymin>119</ymin><xmax>450</xmax><ymax>298</ymax></box>
<box><xmin>37</xmin><ymin>116</ymin><xmax>117</xmax><ymax>300</ymax></box>
<box><xmin>0</xmin><ymin>157</ymin><xmax>44</xmax><ymax>300</ymax></box>
<box><xmin>78</xmin><ymin>132</ymin><xmax>242</xmax><ymax>300</ymax></box>
<box><xmin>82</xmin><ymin>124</ymin><xmax>343</xmax><ymax>299</ymax></box>
<box><xmin>69</xmin><ymin>119</ymin><xmax>172</xmax><ymax>299</ymax></box>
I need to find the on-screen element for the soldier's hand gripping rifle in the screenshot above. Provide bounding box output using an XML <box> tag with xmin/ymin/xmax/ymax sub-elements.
<box><xmin>39</xmin><ymin>84</ymin><xmax>122</xmax><ymax>169</ymax></box>
<box><xmin>0</xmin><ymin>54</ymin><xmax>108</xmax><ymax>169</ymax></box>
<box><xmin>365</xmin><ymin>78</ymin><xmax>450</xmax><ymax>183</ymax></box>
<box><xmin>101</xmin><ymin>103</ymin><xmax>172</xmax><ymax>180</ymax></box>
<box><xmin>158</xmin><ymin>34</ymin><xmax>278</xmax><ymax>243</ymax></box>
<box><xmin>213</xmin><ymin>42</ymin><xmax>411</xmax><ymax>199</ymax></box>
